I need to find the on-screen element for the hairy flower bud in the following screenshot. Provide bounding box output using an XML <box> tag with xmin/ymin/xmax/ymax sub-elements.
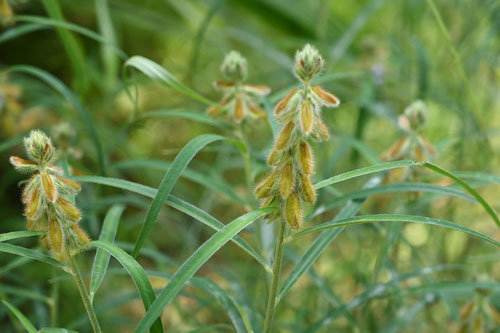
<box><xmin>275</xmin><ymin>122</ymin><xmax>294</xmax><ymax>150</ymax></box>
<box><xmin>294</xmin><ymin>44</ymin><xmax>323</xmax><ymax>82</ymax></box>
<box><xmin>285</xmin><ymin>192</ymin><xmax>302</xmax><ymax>229</ymax></box>
<box><xmin>298</xmin><ymin>141</ymin><xmax>313</xmax><ymax>175</ymax></box>
<box><xmin>300</xmin><ymin>173</ymin><xmax>316</xmax><ymax>204</ymax></box>
<box><xmin>400</xmin><ymin>100</ymin><xmax>428</xmax><ymax>131</ymax></box>
<box><xmin>221</xmin><ymin>51</ymin><xmax>248</xmax><ymax>82</ymax></box>
<box><xmin>255</xmin><ymin>170</ymin><xmax>278</xmax><ymax>199</ymax></box>
<box><xmin>24</xmin><ymin>130</ymin><xmax>56</xmax><ymax>165</ymax></box>
<box><xmin>300</xmin><ymin>100</ymin><xmax>314</xmax><ymax>134</ymax></box>
<box><xmin>280</xmin><ymin>163</ymin><xmax>294</xmax><ymax>198</ymax></box>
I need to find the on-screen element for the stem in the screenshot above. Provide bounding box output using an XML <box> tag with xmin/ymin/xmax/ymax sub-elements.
<box><xmin>263</xmin><ymin>218</ymin><xmax>286</xmax><ymax>332</ymax></box>
<box><xmin>69</xmin><ymin>256</ymin><xmax>102</xmax><ymax>333</ymax></box>
<box><xmin>50</xmin><ymin>268</ymin><xmax>59</xmax><ymax>327</ymax></box>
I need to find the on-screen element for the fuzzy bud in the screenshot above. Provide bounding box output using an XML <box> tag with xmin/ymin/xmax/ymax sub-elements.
<box><xmin>41</xmin><ymin>172</ymin><xmax>57</xmax><ymax>203</ymax></box>
<box><xmin>311</xmin><ymin>85</ymin><xmax>340</xmax><ymax>107</ymax></box>
<box><xmin>233</xmin><ymin>94</ymin><xmax>245</xmax><ymax>122</ymax></box>
<box><xmin>221</xmin><ymin>51</ymin><xmax>248</xmax><ymax>82</ymax></box>
<box><xmin>298</xmin><ymin>141</ymin><xmax>313</xmax><ymax>175</ymax></box>
<box><xmin>300</xmin><ymin>173</ymin><xmax>316</xmax><ymax>204</ymax></box>
<box><xmin>279</xmin><ymin>162</ymin><xmax>294</xmax><ymax>198</ymax></box>
<box><xmin>294</xmin><ymin>44</ymin><xmax>323</xmax><ymax>82</ymax></box>
<box><xmin>285</xmin><ymin>192</ymin><xmax>302</xmax><ymax>229</ymax></box>
<box><xmin>56</xmin><ymin>197</ymin><xmax>81</xmax><ymax>222</ymax></box>
<box><xmin>255</xmin><ymin>170</ymin><xmax>278</xmax><ymax>199</ymax></box>
<box><xmin>400</xmin><ymin>100</ymin><xmax>428</xmax><ymax>131</ymax></box>
<box><xmin>300</xmin><ymin>100</ymin><xmax>314</xmax><ymax>134</ymax></box>
<box><xmin>275</xmin><ymin>122</ymin><xmax>294</xmax><ymax>150</ymax></box>
<box><xmin>24</xmin><ymin>130</ymin><xmax>56</xmax><ymax>165</ymax></box>
<box><xmin>49</xmin><ymin>218</ymin><xmax>64</xmax><ymax>253</ymax></box>
<box><xmin>275</xmin><ymin>88</ymin><xmax>299</xmax><ymax>116</ymax></box>
<box><xmin>9</xmin><ymin>156</ymin><xmax>38</xmax><ymax>173</ymax></box>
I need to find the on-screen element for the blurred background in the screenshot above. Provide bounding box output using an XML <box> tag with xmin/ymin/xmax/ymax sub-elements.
<box><xmin>1</xmin><ymin>0</ymin><xmax>499</xmax><ymax>332</ymax></box>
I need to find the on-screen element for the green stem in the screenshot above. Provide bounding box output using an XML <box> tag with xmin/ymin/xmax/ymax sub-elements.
<box><xmin>263</xmin><ymin>218</ymin><xmax>286</xmax><ymax>332</ymax></box>
<box><xmin>50</xmin><ymin>268</ymin><xmax>59</xmax><ymax>327</ymax></box>
<box><xmin>69</xmin><ymin>256</ymin><xmax>102</xmax><ymax>333</ymax></box>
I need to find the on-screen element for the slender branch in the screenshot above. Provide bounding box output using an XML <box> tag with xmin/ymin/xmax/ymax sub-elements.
<box><xmin>69</xmin><ymin>256</ymin><xmax>102</xmax><ymax>333</ymax></box>
<box><xmin>263</xmin><ymin>218</ymin><xmax>286</xmax><ymax>332</ymax></box>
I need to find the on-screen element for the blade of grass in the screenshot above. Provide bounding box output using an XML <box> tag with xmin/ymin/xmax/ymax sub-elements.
<box><xmin>131</xmin><ymin>134</ymin><xmax>242</xmax><ymax>257</ymax></box>
<box><xmin>13</xmin><ymin>15</ymin><xmax>126</xmax><ymax>59</ymax></box>
<box><xmin>1</xmin><ymin>300</ymin><xmax>37</xmax><ymax>333</ymax></box>
<box><xmin>0</xmin><ymin>231</ymin><xmax>45</xmax><ymax>242</ymax></box>
<box><xmin>135</xmin><ymin>208</ymin><xmax>273</xmax><ymax>333</ymax></box>
<box><xmin>5</xmin><ymin>65</ymin><xmax>105</xmax><ymax>176</ymax></box>
<box><xmin>0</xmin><ymin>243</ymin><xmax>65</xmax><ymax>270</ymax></box>
<box><xmin>278</xmin><ymin>175</ymin><xmax>383</xmax><ymax>304</ymax></box>
<box><xmin>0</xmin><ymin>23</ymin><xmax>46</xmax><ymax>44</ymax></box>
<box><xmin>89</xmin><ymin>205</ymin><xmax>125</xmax><ymax>300</ymax></box>
<box><xmin>135</xmin><ymin>109</ymin><xmax>229</xmax><ymax>129</ymax></box>
<box><xmin>289</xmin><ymin>214</ymin><xmax>500</xmax><ymax>247</ymax></box>
<box><xmin>124</xmin><ymin>55</ymin><xmax>215</xmax><ymax>106</ymax></box>
<box><xmin>111</xmin><ymin>159</ymin><xmax>245</xmax><ymax>205</ymax></box>
<box><xmin>88</xmin><ymin>240</ymin><xmax>163</xmax><ymax>333</ymax></box>
<box><xmin>41</xmin><ymin>0</ymin><xmax>88</xmax><ymax>94</ymax></box>
<box><xmin>73</xmin><ymin>176</ymin><xmax>269</xmax><ymax>271</ymax></box>
<box><xmin>94</xmin><ymin>0</ymin><xmax>119</xmax><ymax>89</ymax></box>
<box><xmin>421</xmin><ymin>162</ymin><xmax>500</xmax><ymax>228</ymax></box>
<box><xmin>309</xmin><ymin>182</ymin><xmax>476</xmax><ymax>220</ymax></box>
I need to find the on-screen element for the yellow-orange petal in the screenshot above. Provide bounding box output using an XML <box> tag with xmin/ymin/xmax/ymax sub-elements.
<box><xmin>312</xmin><ymin>85</ymin><xmax>340</xmax><ymax>107</ymax></box>
<box><xmin>41</xmin><ymin>172</ymin><xmax>58</xmax><ymax>202</ymax></box>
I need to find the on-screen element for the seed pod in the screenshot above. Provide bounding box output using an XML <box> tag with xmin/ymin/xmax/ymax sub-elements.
<box><xmin>314</xmin><ymin>118</ymin><xmax>330</xmax><ymax>141</ymax></box>
<box><xmin>55</xmin><ymin>174</ymin><xmax>81</xmax><ymax>192</ymax></box>
<box><xmin>299</xmin><ymin>141</ymin><xmax>313</xmax><ymax>175</ymax></box>
<box><xmin>57</xmin><ymin>197</ymin><xmax>81</xmax><ymax>221</ymax></box>
<box><xmin>71</xmin><ymin>224</ymin><xmax>90</xmax><ymax>245</ymax></box>
<box><xmin>311</xmin><ymin>85</ymin><xmax>340</xmax><ymax>107</ymax></box>
<box><xmin>234</xmin><ymin>95</ymin><xmax>245</xmax><ymax>122</ymax></box>
<box><xmin>41</xmin><ymin>172</ymin><xmax>57</xmax><ymax>202</ymax></box>
<box><xmin>301</xmin><ymin>173</ymin><xmax>316</xmax><ymax>204</ymax></box>
<box><xmin>248</xmin><ymin>103</ymin><xmax>266</xmax><ymax>118</ymax></box>
<box><xmin>9</xmin><ymin>156</ymin><xmax>38</xmax><ymax>173</ymax></box>
<box><xmin>255</xmin><ymin>170</ymin><xmax>278</xmax><ymax>199</ymax></box>
<box><xmin>300</xmin><ymin>100</ymin><xmax>313</xmax><ymax>134</ymax></box>
<box><xmin>280</xmin><ymin>163</ymin><xmax>294</xmax><ymax>198</ymax></box>
<box><xmin>206</xmin><ymin>105</ymin><xmax>221</xmax><ymax>117</ymax></box>
<box><xmin>275</xmin><ymin>122</ymin><xmax>294</xmax><ymax>150</ymax></box>
<box><xmin>275</xmin><ymin>88</ymin><xmax>299</xmax><ymax>116</ymax></box>
<box><xmin>25</xmin><ymin>188</ymin><xmax>41</xmax><ymax>219</ymax></box>
<box><xmin>267</xmin><ymin>148</ymin><xmax>281</xmax><ymax>166</ymax></box>
<box><xmin>285</xmin><ymin>192</ymin><xmax>302</xmax><ymax>229</ymax></box>
<box><xmin>49</xmin><ymin>218</ymin><xmax>63</xmax><ymax>253</ymax></box>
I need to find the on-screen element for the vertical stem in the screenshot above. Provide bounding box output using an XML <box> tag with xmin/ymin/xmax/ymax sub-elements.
<box><xmin>69</xmin><ymin>256</ymin><xmax>102</xmax><ymax>333</ymax></box>
<box><xmin>50</xmin><ymin>268</ymin><xmax>59</xmax><ymax>327</ymax></box>
<box><xmin>263</xmin><ymin>218</ymin><xmax>286</xmax><ymax>332</ymax></box>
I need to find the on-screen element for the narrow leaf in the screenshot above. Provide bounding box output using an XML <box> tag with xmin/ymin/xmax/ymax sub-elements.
<box><xmin>89</xmin><ymin>240</ymin><xmax>163</xmax><ymax>333</ymax></box>
<box><xmin>2</xmin><ymin>300</ymin><xmax>37</xmax><ymax>333</ymax></box>
<box><xmin>290</xmin><ymin>214</ymin><xmax>500</xmax><ymax>247</ymax></box>
<box><xmin>0</xmin><ymin>231</ymin><xmax>45</xmax><ymax>242</ymax></box>
<box><xmin>124</xmin><ymin>56</ymin><xmax>215</xmax><ymax>106</ymax></box>
<box><xmin>0</xmin><ymin>243</ymin><xmax>65</xmax><ymax>269</ymax></box>
<box><xmin>90</xmin><ymin>205</ymin><xmax>126</xmax><ymax>299</ymax></box>
<box><xmin>135</xmin><ymin>208</ymin><xmax>273</xmax><ymax>333</ymax></box>
<box><xmin>132</xmin><ymin>134</ymin><xmax>233</xmax><ymax>257</ymax></box>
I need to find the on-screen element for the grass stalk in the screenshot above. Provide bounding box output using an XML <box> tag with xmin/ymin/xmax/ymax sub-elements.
<box><xmin>69</xmin><ymin>256</ymin><xmax>102</xmax><ymax>333</ymax></box>
<box><xmin>263</xmin><ymin>218</ymin><xmax>286</xmax><ymax>332</ymax></box>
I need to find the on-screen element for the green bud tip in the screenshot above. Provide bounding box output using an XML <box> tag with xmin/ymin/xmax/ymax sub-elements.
<box><xmin>221</xmin><ymin>51</ymin><xmax>248</xmax><ymax>82</ymax></box>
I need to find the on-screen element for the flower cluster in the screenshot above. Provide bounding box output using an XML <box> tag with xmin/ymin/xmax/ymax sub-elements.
<box><xmin>383</xmin><ymin>100</ymin><xmax>436</xmax><ymax>163</ymax></box>
<box><xmin>10</xmin><ymin>130</ymin><xmax>89</xmax><ymax>260</ymax></box>
<box><xmin>255</xmin><ymin>44</ymin><xmax>340</xmax><ymax>229</ymax></box>
<box><xmin>207</xmin><ymin>51</ymin><xmax>271</xmax><ymax>123</ymax></box>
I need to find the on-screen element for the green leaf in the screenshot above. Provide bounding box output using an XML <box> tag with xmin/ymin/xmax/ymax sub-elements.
<box><xmin>90</xmin><ymin>205</ymin><xmax>126</xmax><ymax>299</ymax></box>
<box><xmin>135</xmin><ymin>109</ymin><xmax>229</xmax><ymax>129</ymax></box>
<box><xmin>131</xmin><ymin>134</ymin><xmax>238</xmax><ymax>257</ymax></box>
<box><xmin>38</xmin><ymin>328</ymin><xmax>79</xmax><ymax>333</ymax></box>
<box><xmin>0</xmin><ymin>231</ymin><xmax>45</xmax><ymax>242</ymax></box>
<box><xmin>421</xmin><ymin>162</ymin><xmax>500</xmax><ymax>228</ymax></box>
<box><xmin>14</xmin><ymin>15</ymin><xmax>126</xmax><ymax>59</ymax></box>
<box><xmin>290</xmin><ymin>214</ymin><xmax>500</xmax><ymax>247</ymax></box>
<box><xmin>88</xmin><ymin>240</ymin><xmax>163</xmax><ymax>333</ymax></box>
<box><xmin>309</xmin><ymin>182</ymin><xmax>476</xmax><ymax>220</ymax></box>
<box><xmin>144</xmin><ymin>270</ymin><xmax>247</xmax><ymax>333</ymax></box>
<box><xmin>1</xmin><ymin>300</ymin><xmax>37</xmax><ymax>333</ymax></box>
<box><xmin>0</xmin><ymin>285</ymin><xmax>51</xmax><ymax>303</ymax></box>
<box><xmin>135</xmin><ymin>208</ymin><xmax>273</xmax><ymax>333</ymax></box>
<box><xmin>124</xmin><ymin>56</ymin><xmax>215</xmax><ymax>106</ymax></box>
<box><xmin>0</xmin><ymin>23</ymin><xmax>46</xmax><ymax>44</ymax></box>
<box><xmin>314</xmin><ymin>160</ymin><xmax>419</xmax><ymax>190</ymax></box>
<box><xmin>0</xmin><ymin>243</ymin><xmax>65</xmax><ymax>270</ymax></box>
<box><xmin>5</xmin><ymin>65</ymin><xmax>106</xmax><ymax>176</ymax></box>
<box><xmin>73</xmin><ymin>176</ymin><xmax>269</xmax><ymax>271</ymax></box>
<box><xmin>111</xmin><ymin>159</ymin><xmax>245</xmax><ymax>205</ymax></box>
